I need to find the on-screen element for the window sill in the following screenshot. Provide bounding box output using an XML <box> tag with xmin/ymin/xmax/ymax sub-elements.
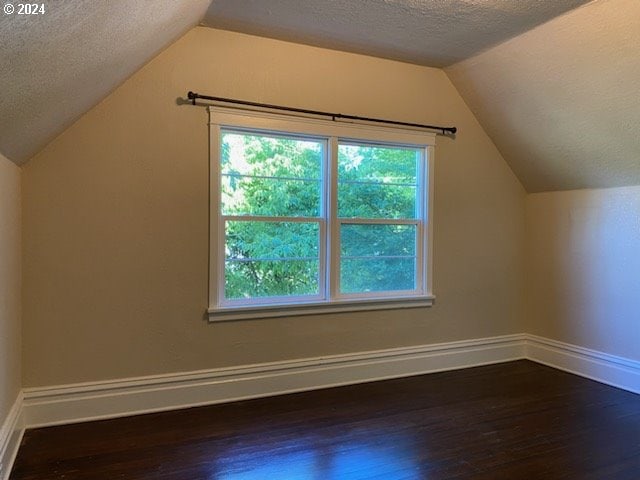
<box><xmin>207</xmin><ymin>295</ymin><xmax>435</xmax><ymax>322</ymax></box>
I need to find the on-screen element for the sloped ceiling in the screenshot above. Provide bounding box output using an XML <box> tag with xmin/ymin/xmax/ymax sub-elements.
<box><xmin>202</xmin><ymin>0</ymin><xmax>588</xmax><ymax>68</ymax></box>
<box><xmin>1</xmin><ymin>0</ymin><xmax>614</xmax><ymax>191</ymax></box>
<box><xmin>447</xmin><ymin>0</ymin><xmax>640</xmax><ymax>192</ymax></box>
<box><xmin>0</xmin><ymin>0</ymin><xmax>211</xmax><ymax>165</ymax></box>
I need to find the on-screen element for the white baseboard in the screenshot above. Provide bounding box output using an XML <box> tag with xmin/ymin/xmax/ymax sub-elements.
<box><xmin>4</xmin><ymin>332</ymin><xmax>637</xmax><ymax>480</ymax></box>
<box><xmin>0</xmin><ymin>394</ymin><xmax>25</xmax><ymax>480</ymax></box>
<box><xmin>526</xmin><ymin>334</ymin><xmax>640</xmax><ymax>395</ymax></box>
<box><xmin>16</xmin><ymin>334</ymin><xmax>640</xmax><ymax>431</ymax></box>
<box><xmin>23</xmin><ymin>334</ymin><xmax>526</xmax><ymax>428</ymax></box>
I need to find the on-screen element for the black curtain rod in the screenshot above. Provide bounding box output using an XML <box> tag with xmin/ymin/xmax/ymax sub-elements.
<box><xmin>187</xmin><ymin>91</ymin><xmax>457</xmax><ymax>135</ymax></box>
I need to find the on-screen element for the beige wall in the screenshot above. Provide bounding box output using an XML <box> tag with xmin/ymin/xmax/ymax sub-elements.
<box><xmin>526</xmin><ymin>187</ymin><xmax>640</xmax><ymax>361</ymax></box>
<box><xmin>0</xmin><ymin>153</ymin><xmax>21</xmax><ymax>423</ymax></box>
<box><xmin>22</xmin><ymin>27</ymin><xmax>526</xmax><ymax>387</ymax></box>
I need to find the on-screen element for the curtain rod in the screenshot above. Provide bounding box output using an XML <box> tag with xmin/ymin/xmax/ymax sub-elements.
<box><xmin>186</xmin><ymin>91</ymin><xmax>457</xmax><ymax>135</ymax></box>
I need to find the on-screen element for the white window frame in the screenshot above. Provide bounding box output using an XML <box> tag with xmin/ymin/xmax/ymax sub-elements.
<box><xmin>207</xmin><ymin>106</ymin><xmax>435</xmax><ymax>321</ymax></box>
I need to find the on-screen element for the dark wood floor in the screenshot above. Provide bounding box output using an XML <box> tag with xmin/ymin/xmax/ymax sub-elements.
<box><xmin>10</xmin><ymin>360</ymin><xmax>640</xmax><ymax>479</ymax></box>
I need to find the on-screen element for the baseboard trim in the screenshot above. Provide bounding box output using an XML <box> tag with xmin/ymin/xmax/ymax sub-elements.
<box><xmin>526</xmin><ymin>334</ymin><xmax>640</xmax><ymax>395</ymax></box>
<box><xmin>0</xmin><ymin>394</ymin><xmax>25</xmax><ymax>480</ymax></box>
<box><xmin>9</xmin><ymin>338</ymin><xmax>638</xmax><ymax>480</ymax></box>
<box><xmin>23</xmin><ymin>334</ymin><xmax>526</xmax><ymax>428</ymax></box>
<box><xmin>18</xmin><ymin>334</ymin><xmax>640</xmax><ymax>432</ymax></box>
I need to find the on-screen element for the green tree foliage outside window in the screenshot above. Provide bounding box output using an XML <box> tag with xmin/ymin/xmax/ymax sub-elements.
<box><xmin>221</xmin><ymin>131</ymin><xmax>421</xmax><ymax>300</ymax></box>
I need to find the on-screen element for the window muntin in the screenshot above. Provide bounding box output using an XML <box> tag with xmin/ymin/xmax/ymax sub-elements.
<box><xmin>209</xmin><ymin>108</ymin><xmax>434</xmax><ymax>318</ymax></box>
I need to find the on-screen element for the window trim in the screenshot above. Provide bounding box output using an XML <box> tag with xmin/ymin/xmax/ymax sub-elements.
<box><xmin>208</xmin><ymin>106</ymin><xmax>436</xmax><ymax>322</ymax></box>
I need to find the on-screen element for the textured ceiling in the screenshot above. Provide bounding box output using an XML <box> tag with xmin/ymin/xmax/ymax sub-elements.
<box><xmin>0</xmin><ymin>0</ymin><xmax>211</xmax><ymax>165</ymax></box>
<box><xmin>202</xmin><ymin>0</ymin><xmax>589</xmax><ymax>68</ymax></box>
<box><xmin>447</xmin><ymin>0</ymin><xmax>640</xmax><ymax>192</ymax></box>
<box><xmin>0</xmin><ymin>0</ymin><xmax>606</xmax><ymax>179</ymax></box>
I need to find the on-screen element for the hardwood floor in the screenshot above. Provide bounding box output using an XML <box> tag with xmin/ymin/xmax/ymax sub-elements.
<box><xmin>10</xmin><ymin>360</ymin><xmax>640</xmax><ymax>479</ymax></box>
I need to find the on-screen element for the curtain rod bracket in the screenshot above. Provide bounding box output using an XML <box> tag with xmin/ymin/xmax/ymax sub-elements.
<box><xmin>185</xmin><ymin>91</ymin><xmax>457</xmax><ymax>135</ymax></box>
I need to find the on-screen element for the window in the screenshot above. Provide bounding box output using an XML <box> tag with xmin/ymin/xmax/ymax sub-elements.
<box><xmin>208</xmin><ymin>107</ymin><xmax>435</xmax><ymax>321</ymax></box>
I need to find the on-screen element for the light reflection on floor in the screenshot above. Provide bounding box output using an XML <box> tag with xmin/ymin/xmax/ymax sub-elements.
<box><xmin>211</xmin><ymin>433</ymin><xmax>422</xmax><ymax>479</ymax></box>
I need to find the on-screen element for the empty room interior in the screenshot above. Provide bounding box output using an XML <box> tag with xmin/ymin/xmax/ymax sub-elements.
<box><xmin>1</xmin><ymin>0</ymin><xmax>639</xmax><ymax>478</ymax></box>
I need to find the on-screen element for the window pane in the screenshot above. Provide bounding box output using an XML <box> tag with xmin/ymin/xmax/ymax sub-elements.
<box><xmin>225</xmin><ymin>221</ymin><xmax>320</xmax><ymax>300</ymax></box>
<box><xmin>338</xmin><ymin>143</ymin><xmax>419</xmax><ymax>219</ymax></box>
<box><xmin>225</xmin><ymin>260</ymin><xmax>319</xmax><ymax>299</ymax></box>
<box><xmin>338</xmin><ymin>183</ymin><xmax>416</xmax><ymax>219</ymax></box>
<box><xmin>221</xmin><ymin>131</ymin><xmax>323</xmax><ymax>217</ymax></box>
<box><xmin>338</xmin><ymin>144</ymin><xmax>418</xmax><ymax>183</ymax></box>
<box><xmin>340</xmin><ymin>258</ymin><xmax>416</xmax><ymax>294</ymax></box>
<box><xmin>222</xmin><ymin>176</ymin><xmax>321</xmax><ymax>217</ymax></box>
<box><xmin>340</xmin><ymin>224</ymin><xmax>417</xmax><ymax>294</ymax></box>
<box><xmin>341</xmin><ymin>224</ymin><xmax>416</xmax><ymax>257</ymax></box>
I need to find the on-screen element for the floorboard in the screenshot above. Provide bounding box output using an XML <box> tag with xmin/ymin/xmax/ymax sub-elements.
<box><xmin>10</xmin><ymin>360</ymin><xmax>640</xmax><ymax>479</ymax></box>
